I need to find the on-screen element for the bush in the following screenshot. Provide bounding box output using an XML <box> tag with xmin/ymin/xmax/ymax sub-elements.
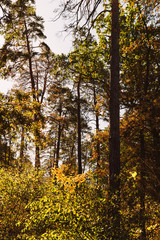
<box><xmin>0</xmin><ymin>167</ymin><xmax>159</xmax><ymax>239</ymax></box>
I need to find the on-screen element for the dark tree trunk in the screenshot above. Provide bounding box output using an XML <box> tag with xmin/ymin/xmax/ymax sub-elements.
<box><xmin>52</xmin><ymin>141</ymin><xmax>57</xmax><ymax>168</ymax></box>
<box><xmin>56</xmin><ymin>102</ymin><xmax>62</xmax><ymax>168</ymax></box>
<box><xmin>8</xmin><ymin>137</ymin><xmax>11</xmax><ymax>166</ymax></box>
<box><xmin>34</xmin><ymin>113</ymin><xmax>40</xmax><ymax>168</ymax></box>
<box><xmin>35</xmin><ymin>110</ymin><xmax>40</xmax><ymax>169</ymax></box>
<box><xmin>35</xmin><ymin>145</ymin><xmax>40</xmax><ymax>168</ymax></box>
<box><xmin>138</xmin><ymin>43</ymin><xmax>150</xmax><ymax>240</ymax></box>
<box><xmin>56</xmin><ymin>123</ymin><xmax>61</xmax><ymax>168</ymax></box>
<box><xmin>152</xmin><ymin>125</ymin><xmax>160</xmax><ymax>172</ymax></box>
<box><xmin>77</xmin><ymin>77</ymin><xmax>82</xmax><ymax>174</ymax></box>
<box><xmin>109</xmin><ymin>0</ymin><xmax>120</xmax><ymax>238</ymax></box>
<box><xmin>93</xmin><ymin>81</ymin><xmax>100</xmax><ymax>168</ymax></box>
<box><xmin>139</xmin><ymin>129</ymin><xmax>147</xmax><ymax>240</ymax></box>
<box><xmin>24</xmin><ymin>19</ymin><xmax>36</xmax><ymax>94</ymax></box>
<box><xmin>19</xmin><ymin>126</ymin><xmax>24</xmax><ymax>169</ymax></box>
<box><xmin>5</xmin><ymin>142</ymin><xmax>7</xmax><ymax>165</ymax></box>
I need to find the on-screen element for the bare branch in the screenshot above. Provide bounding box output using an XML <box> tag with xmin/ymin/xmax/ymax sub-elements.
<box><xmin>52</xmin><ymin>0</ymin><xmax>105</xmax><ymax>33</ymax></box>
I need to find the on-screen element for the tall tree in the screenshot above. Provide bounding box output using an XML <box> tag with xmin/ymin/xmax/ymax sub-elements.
<box><xmin>0</xmin><ymin>0</ymin><xmax>50</xmax><ymax>168</ymax></box>
<box><xmin>55</xmin><ymin>1</ymin><xmax>121</xmax><ymax>236</ymax></box>
<box><xmin>120</xmin><ymin>1</ymin><xmax>160</xmax><ymax>238</ymax></box>
<box><xmin>108</xmin><ymin>1</ymin><xmax>120</xmax><ymax>238</ymax></box>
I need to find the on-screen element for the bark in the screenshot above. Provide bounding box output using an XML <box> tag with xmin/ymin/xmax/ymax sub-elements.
<box><xmin>152</xmin><ymin>125</ymin><xmax>160</xmax><ymax>169</ymax></box>
<box><xmin>151</xmin><ymin>125</ymin><xmax>160</xmax><ymax>200</ymax></box>
<box><xmin>5</xmin><ymin>142</ymin><xmax>7</xmax><ymax>165</ymax></box>
<box><xmin>35</xmin><ymin>144</ymin><xmax>40</xmax><ymax>168</ymax></box>
<box><xmin>77</xmin><ymin>77</ymin><xmax>82</xmax><ymax>174</ymax></box>
<box><xmin>93</xmin><ymin>81</ymin><xmax>100</xmax><ymax>168</ymax></box>
<box><xmin>109</xmin><ymin>0</ymin><xmax>120</xmax><ymax>238</ymax></box>
<box><xmin>34</xmin><ymin>114</ymin><xmax>40</xmax><ymax>168</ymax></box>
<box><xmin>139</xmin><ymin>129</ymin><xmax>147</xmax><ymax>240</ymax></box>
<box><xmin>52</xmin><ymin>141</ymin><xmax>57</xmax><ymax>168</ymax></box>
<box><xmin>8</xmin><ymin>137</ymin><xmax>11</xmax><ymax>166</ymax></box>
<box><xmin>56</xmin><ymin>102</ymin><xmax>62</xmax><ymax>168</ymax></box>
<box><xmin>24</xmin><ymin>19</ymin><xmax>36</xmax><ymax>95</ymax></box>
<box><xmin>139</xmin><ymin>42</ymin><xmax>150</xmax><ymax>240</ymax></box>
<box><xmin>19</xmin><ymin>126</ymin><xmax>24</xmax><ymax>169</ymax></box>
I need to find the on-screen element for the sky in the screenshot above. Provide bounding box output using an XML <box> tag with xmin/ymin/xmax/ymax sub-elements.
<box><xmin>0</xmin><ymin>0</ymin><xmax>73</xmax><ymax>94</ymax></box>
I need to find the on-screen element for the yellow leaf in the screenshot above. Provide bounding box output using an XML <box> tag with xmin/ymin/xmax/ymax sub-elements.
<box><xmin>129</xmin><ymin>171</ymin><xmax>137</xmax><ymax>179</ymax></box>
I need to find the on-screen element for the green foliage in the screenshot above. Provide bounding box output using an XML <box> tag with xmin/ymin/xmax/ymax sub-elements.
<box><xmin>0</xmin><ymin>166</ymin><xmax>160</xmax><ymax>239</ymax></box>
<box><xmin>0</xmin><ymin>167</ymin><xmax>45</xmax><ymax>240</ymax></box>
<box><xmin>0</xmin><ymin>168</ymin><xmax>108</xmax><ymax>239</ymax></box>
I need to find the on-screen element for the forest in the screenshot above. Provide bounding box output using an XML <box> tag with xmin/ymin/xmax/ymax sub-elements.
<box><xmin>0</xmin><ymin>0</ymin><xmax>160</xmax><ymax>239</ymax></box>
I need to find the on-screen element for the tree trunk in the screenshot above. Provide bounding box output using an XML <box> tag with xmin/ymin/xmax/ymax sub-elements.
<box><xmin>56</xmin><ymin>102</ymin><xmax>62</xmax><ymax>168</ymax></box>
<box><xmin>5</xmin><ymin>142</ymin><xmax>7</xmax><ymax>165</ymax></box>
<box><xmin>77</xmin><ymin>77</ymin><xmax>82</xmax><ymax>174</ymax></box>
<box><xmin>152</xmin><ymin>125</ymin><xmax>160</xmax><ymax>175</ymax></box>
<box><xmin>138</xmin><ymin>40</ymin><xmax>150</xmax><ymax>240</ymax></box>
<box><xmin>34</xmin><ymin>113</ymin><xmax>41</xmax><ymax>168</ymax></box>
<box><xmin>35</xmin><ymin>145</ymin><xmax>40</xmax><ymax>168</ymax></box>
<box><xmin>139</xmin><ymin>129</ymin><xmax>147</xmax><ymax>240</ymax></box>
<box><xmin>109</xmin><ymin>0</ymin><xmax>120</xmax><ymax>238</ymax></box>
<box><xmin>8</xmin><ymin>137</ymin><xmax>11</xmax><ymax>166</ymax></box>
<box><xmin>19</xmin><ymin>126</ymin><xmax>24</xmax><ymax>169</ymax></box>
<box><xmin>24</xmin><ymin>19</ymin><xmax>36</xmax><ymax>95</ymax></box>
<box><xmin>93</xmin><ymin>81</ymin><xmax>100</xmax><ymax>168</ymax></box>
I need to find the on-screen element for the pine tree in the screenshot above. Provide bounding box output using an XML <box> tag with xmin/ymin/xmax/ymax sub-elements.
<box><xmin>0</xmin><ymin>0</ymin><xmax>51</xmax><ymax>168</ymax></box>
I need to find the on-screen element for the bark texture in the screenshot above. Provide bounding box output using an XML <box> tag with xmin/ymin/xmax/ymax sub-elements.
<box><xmin>109</xmin><ymin>0</ymin><xmax>120</xmax><ymax>238</ymax></box>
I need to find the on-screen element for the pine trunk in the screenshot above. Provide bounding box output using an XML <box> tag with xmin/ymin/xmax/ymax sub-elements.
<box><xmin>19</xmin><ymin>126</ymin><xmax>24</xmax><ymax>169</ymax></box>
<box><xmin>109</xmin><ymin>0</ymin><xmax>120</xmax><ymax>238</ymax></box>
<box><xmin>139</xmin><ymin>129</ymin><xmax>146</xmax><ymax>240</ymax></box>
<box><xmin>93</xmin><ymin>81</ymin><xmax>100</xmax><ymax>168</ymax></box>
<box><xmin>77</xmin><ymin>77</ymin><xmax>82</xmax><ymax>174</ymax></box>
<box><xmin>56</xmin><ymin>102</ymin><xmax>62</xmax><ymax>168</ymax></box>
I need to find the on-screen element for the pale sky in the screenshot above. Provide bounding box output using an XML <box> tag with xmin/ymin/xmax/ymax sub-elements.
<box><xmin>0</xmin><ymin>0</ymin><xmax>73</xmax><ymax>94</ymax></box>
<box><xmin>36</xmin><ymin>0</ymin><xmax>73</xmax><ymax>54</ymax></box>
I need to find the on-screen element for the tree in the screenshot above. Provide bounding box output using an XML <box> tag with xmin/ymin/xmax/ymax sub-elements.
<box><xmin>55</xmin><ymin>1</ymin><xmax>121</xmax><ymax>237</ymax></box>
<box><xmin>47</xmin><ymin>50</ymin><xmax>91</xmax><ymax>174</ymax></box>
<box><xmin>120</xmin><ymin>1</ymin><xmax>160</xmax><ymax>238</ymax></box>
<box><xmin>0</xmin><ymin>90</ymin><xmax>34</xmax><ymax>168</ymax></box>
<box><xmin>108</xmin><ymin>0</ymin><xmax>120</xmax><ymax>238</ymax></box>
<box><xmin>0</xmin><ymin>0</ymin><xmax>51</xmax><ymax>168</ymax></box>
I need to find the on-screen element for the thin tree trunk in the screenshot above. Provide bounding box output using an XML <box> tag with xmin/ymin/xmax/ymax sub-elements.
<box><xmin>139</xmin><ymin>129</ymin><xmax>146</xmax><ymax>240</ymax></box>
<box><xmin>53</xmin><ymin>141</ymin><xmax>57</xmax><ymax>167</ymax></box>
<box><xmin>56</xmin><ymin>102</ymin><xmax>62</xmax><ymax>168</ymax></box>
<box><xmin>24</xmin><ymin>20</ymin><xmax>36</xmax><ymax>95</ymax></box>
<box><xmin>34</xmin><ymin>114</ymin><xmax>40</xmax><ymax>168</ymax></box>
<box><xmin>77</xmin><ymin>77</ymin><xmax>82</xmax><ymax>174</ymax></box>
<box><xmin>109</xmin><ymin>0</ymin><xmax>120</xmax><ymax>238</ymax></box>
<box><xmin>19</xmin><ymin>126</ymin><xmax>24</xmax><ymax>169</ymax></box>
<box><xmin>93</xmin><ymin>81</ymin><xmax>100</xmax><ymax>168</ymax></box>
<box><xmin>152</xmin><ymin>125</ymin><xmax>160</xmax><ymax>170</ymax></box>
<box><xmin>5</xmin><ymin>141</ymin><xmax>7</xmax><ymax>165</ymax></box>
<box><xmin>56</xmin><ymin>123</ymin><xmax>61</xmax><ymax>168</ymax></box>
<box><xmin>7</xmin><ymin>137</ymin><xmax>11</xmax><ymax>166</ymax></box>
